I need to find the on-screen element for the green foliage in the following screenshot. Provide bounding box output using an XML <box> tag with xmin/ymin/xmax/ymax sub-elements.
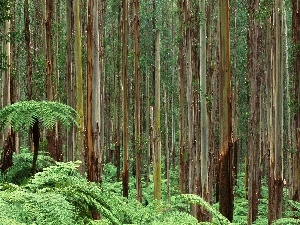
<box><xmin>2</xmin><ymin>151</ymin><xmax>55</xmax><ymax>185</ymax></box>
<box><xmin>25</xmin><ymin>161</ymin><xmax>131</xmax><ymax>225</ymax></box>
<box><xmin>0</xmin><ymin>100</ymin><xmax>78</xmax><ymax>131</ymax></box>
<box><xmin>272</xmin><ymin>218</ymin><xmax>300</xmax><ymax>225</ymax></box>
<box><xmin>178</xmin><ymin>194</ymin><xmax>230</xmax><ymax>225</ymax></box>
<box><xmin>0</xmin><ymin>0</ymin><xmax>10</xmax><ymax>25</ymax></box>
<box><xmin>0</xmin><ymin>184</ymin><xmax>77</xmax><ymax>225</ymax></box>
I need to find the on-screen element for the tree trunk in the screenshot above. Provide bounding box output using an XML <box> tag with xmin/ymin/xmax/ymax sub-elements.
<box><xmin>218</xmin><ymin>0</ymin><xmax>233</xmax><ymax>221</ymax></box>
<box><xmin>66</xmin><ymin>0</ymin><xmax>75</xmax><ymax>162</ymax></box>
<box><xmin>87</xmin><ymin>0</ymin><xmax>100</xmax><ymax>185</ymax></box>
<box><xmin>247</xmin><ymin>0</ymin><xmax>261</xmax><ymax>223</ymax></box>
<box><xmin>133</xmin><ymin>0</ymin><xmax>142</xmax><ymax>203</ymax></box>
<box><xmin>153</xmin><ymin>30</ymin><xmax>161</xmax><ymax>201</ymax></box>
<box><xmin>268</xmin><ymin>0</ymin><xmax>284</xmax><ymax>223</ymax></box>
<box><xmin>74</xmin><ymin>0</ymin><xmax>85</xmax><ymax>174</ymax></box>
<box><xmin>292</xmin><ymin>0</ymin><xmax>300</xmax><ymax>204</ymax></box>
<box><xmin>0</xmin><ymin>8</ymin><xmax>12</xmax><ymax>171</ymax></box>
<box><xmin>178</xmin><ymin>0</ymin><xmax>188</xmax><ymax>194</ymax></box>
<box><xmin>24</xmin><ymin>0</ymin><xmax>32</xmax><ymax>100</ymax></box>
<box><xmin>45</xmin><ymin>0</ymin><xmax>59</xmax><ymax>161</ymax></box>
<box><xmin>122</xmin><ymin>0</ymin><xmax>130</xmax><ymax>198</ymax></box>
<box><xmin>199</xmin><ymin>0</ymin><xmax>210</xmax><ymax>221</ymax></box>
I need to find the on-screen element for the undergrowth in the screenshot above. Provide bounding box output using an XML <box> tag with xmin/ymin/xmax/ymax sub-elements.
<box><xmin>1</xmin><ymin>154</ymin><xmax>300</xmax><ymax>224</ymax></box>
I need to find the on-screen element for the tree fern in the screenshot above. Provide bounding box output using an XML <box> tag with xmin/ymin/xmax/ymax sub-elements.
<box><xmin>0</xmin><ymin>100</ymin><xmax>78</xmax><ymax>131</ymax></box>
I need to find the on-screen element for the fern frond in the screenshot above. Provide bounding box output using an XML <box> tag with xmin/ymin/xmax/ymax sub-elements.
<box><xmin>25</xmin><ymin>161</ymin><xmax>123</xmax><ymax>225</ymax></box>
<box><xmin>179</xmin><ymin>194</ymin><xmax>231</xmax><ymax>225</ymax></box>
<box><xmin>272</xmin><ymin>218</ymin><xmax>300</xmax><ymax>224</ymax></box>
<box><xmin>0</xmin><ymin>100</ymin><xmax>78</xmax><ymax>131</ymax></box>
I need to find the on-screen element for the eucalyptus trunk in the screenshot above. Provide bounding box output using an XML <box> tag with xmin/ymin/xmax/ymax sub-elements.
<box><xmin>268</xmin><ymin>0</ymin><xmax>284</xmax><ymax>223</ymax></box>
<box><xmin>199</xmin><ymin>0</ymin><xmax>210</xmax><ymax>221</ymax></box>
<box><xmin>66</xmin><ymin>0</ymin><xmax>75</xmax><ymax>161</ymax></box>
<box><xmin>153</xmin><ymin>30</ymin><xmax>161</xmax><ymax>201</ymax></box>
<box><xmin>24</xmin><ymin>0</ymin><xmax>32</xmax><ymax>100</ymax></box>
<box><xmin>247</xmin><ymin>0</ymin><xmax>261</xmax><ymax>223</ymax></box>
<box><xmin>218</xmin><ymin>0</ymin><xmax>233</xmax><ymax>221</ymax></box>
<box><xmin>45</xmin><ymin>0</ymin><xmax>60</xmax><ymax>161</ymax></box>
<box><xmin>133</xmin><ymin>0</ymin><xmax>142</xmax><ymax>203</ymax></box>
<box><xmin>178</xmin><ymin>0</ymin><xmax>188</xmax><ymax>194</ymax></box>
<box><xmin>74</xmin><ymin>0</ymin><xmax>85</xmax><ymax>173</ymax></box>
<box><xmin>122</xmin><ymin>0</ymin><xmax>130</xmax><ymax>198</ymax></box>
<box><xmin>292</xmin><ymin>0</ymin><xmax>300</xmax><ymax>203</ymax></box>
<box><xmin>86</xmin><ymin>0</ymin><xmax>101</xmax><ymax>185</ymax></box>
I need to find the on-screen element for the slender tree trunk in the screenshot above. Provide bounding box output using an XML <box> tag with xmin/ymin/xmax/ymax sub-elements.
<box><xmin>74</xmin><ymin>0</ymin><xmax>85</xmax><ymax>173</ymax></box>
<box><xmin>122</xmin><ymin>0</ymin><xmax>130</xmax><ymax>198</ymax></box>
<box><xmin>178</xmin><ymin>0</ymin><xmax>188</xmax><ymax>194</ymax></box>
<box><xmin>292</xmin><ymin>0</ymin><xmax>300</xmax><ymax>204</ymax></box>
<box><xmin>87</xmin><ymin>0</ymin><xmax>101</xmax><ymax>185</ymax></box>
<box><xmin>218</xmin><ymin>0</ymin><xmax>233</xmax><ymax>221</ymax></box>
<box><xmin>247</xmin><ymin>0</ymin><xmax>261</xmax><ymax>223</ymax></box>
<box><xmin>199</xmin><ymin>0</ymin><xmax>210</xmax><ymax>221</ymax></box>
<box><xmin>164</xmin><ymin>85</ymin><xmax>171</xmax><ymax>203</ymax></box>
<box><xmin>114</xmin><ymin>3</ymin><xmax>122</xmax><ymax>181</ymax></box>
<box><xmin>268</xmin><ymin>0</ymin><xmax>284</xmax><ymax>223</ymax></box>
<box><xmin>133</xmin><ymin>0</ymin><xmax>142</xmax><ymax>203</ymax></box>
<box><xmin>153</xmin><ymin>30</ymin><xmax>161</xmax><ymax>201</ymax></box>
<box><xmin>45</xmin><ymin>0</ymin><xmax>59</xmax><ymax>161</ymax></box>
<box><xmin>0</xmin><ymin>8</ymin><xmax>12</xmax><ymax>171</ymax></box>
<box><xmin>146</xmin><ymin>70</ymin><xmax>151</xmax><ymax>185</ymax></box>
<box><xmin>184</xmin><ymin>0</ymin><xmax>194</xmax><ymax>199</ymax></box>
<box><xmin>66</xmin><ymin>0</ymin><xmax>75</xmax><ymax>162</ymax></box>
<box><xmin>24</xmin><ymin>0</ymin><xmax>32</xmax><ymax>100</ymax></box>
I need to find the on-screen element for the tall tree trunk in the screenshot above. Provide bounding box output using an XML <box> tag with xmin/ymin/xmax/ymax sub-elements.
<box><xmin>122</xmin><ymin>0</ymin><xmax>130</xmax><ymax>198</ymax></box>
<box><xmin>0</xmin><ymin>8</ymin><xmax>12</xmax><ymax>171</ymax></box>
<box><xmin>74</xmin><ymin>0</ymin><xmax>85</xmax><ymax>174</ymax></box>
<box><xmin>164</xmin><ymin>85</ymin><xmax>171</xmax><ymax>203</ymax></box>
<box><xmin>218</xmin><ymin>0</ymin><xmax>233</xmax><ymax>221</ymax></box>
<box><xmin>292</xmin><ymin>0</ymin><xmax>300</xmax><ymax>204</ymax></box>
<box><xmin>178</xmin><ymin>0</ymin><xmax>188</xmax><ymax>194</ymax></box>
<box><xmin>247</xmin><ymin>0</ymin><xmax>261</xmax><ymax>223</ymax></box>
<box><xmin>45</xmin><ymin>0</ymin><xmax>59</xmax><ymax>161</ymax></box>
<box><xmin>87</xmin><ymin>0</ymin><xmax>100</xmax><ymax>185</ymax></box>
<box><xmin>24</xmin><ymin>0</ymin><xmax>32</xmax><ymax>100</ymax></box>
<box><xmin>92</xmin><ymin>0</ymin><xmax>102</xmax><ymax>184</ymax></box>
<box><xmin>66</xmin><ymin>0</ymin><xmax>75</xmax><ymax>161</ymax></box>
<box><xmin>133</xmin><ymin>0</ymin><xmax>142</xmax><ymax>203</ymax></box>
<box><xmin>153</xmin><ymin>30</ymin><xmax>161</xmax><ymax>201</ymax></box>
<box><xmin>199</xmin><ymin>0</ymin><xmax>210</xmax><ymax>221</ymax></box>
<box><xmin>268</xmin><ymin>0</ymin><xmax>284</xmax><ymax>223</ymax></box>
<box><xmin>184</xmin><ymin>0</ymin><xmax>194</xmax><ymax>199</ymax></box>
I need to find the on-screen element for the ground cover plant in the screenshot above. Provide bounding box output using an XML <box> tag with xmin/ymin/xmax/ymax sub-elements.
<box><xmin>1</xmin><ymin>151</ymin><xmax>299</xmax><ymax>225</ymax></box>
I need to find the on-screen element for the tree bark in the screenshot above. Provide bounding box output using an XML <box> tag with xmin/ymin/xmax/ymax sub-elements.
<box><xmin>292</xmin><ymin>0</ymin><xmax>300</xmax><ymax>204</ymax></box>
<box><xmin>153</xmin><ymin>30</ymin><xmax>161</xmax><ymax>201</ymax></box>
<box><xmin>133</xmin><ymin>0</ymin><xmax>142</xmax><ymax>203</ymax></box>
<box><xmin>74</xmin><ymin>0</ymin><xmax>85</xmax><ymax>174</ymax></box>
<box><xmin>199</xmin><ymin>0</ymin><xmax>210</xmax><ymax>221</ymax></box>
<box><xmin>66</xmin><ymin>0</ymin><xmax>75</xmax><ymax>162</ymax></box>
<box><xmin>122</xmin><ymin>0</ymin><xmax>130</xmax><ymax>198</ymax></box>
<box><xmin>268</xmin><ymin>0</ymin><xmax>284</xmax><ymax>223</ymax></box>
<box><xmin>86</xmin><ymin>0</ymin><xmax>100</xmax><ymax>185</ymax></box>
<box><xmin>247</xmin><ymin>0</ymin><xmax>261</xmax><ymax>223</ymax></box>
<box><xmin>218</xmin><ymin>0</ymin><xmax>233</xmax><ymax>221</ymax></box>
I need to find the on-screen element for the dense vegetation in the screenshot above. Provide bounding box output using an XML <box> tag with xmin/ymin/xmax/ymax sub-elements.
<box><xmin>1</xmin><ymin>0</ymin><xmax>300</xmax><ymax>224</ymax></box>
<box><xmin>0</xmin><ymin>151</ymin><xmax>299</xmax><ymax>224</ymax></box>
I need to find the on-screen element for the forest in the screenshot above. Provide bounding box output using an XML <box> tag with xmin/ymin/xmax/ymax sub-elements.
<box><xmin>0</xmin><ymin>0</ymin><xmax>300</xmax><ymax>224</ymax></box>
